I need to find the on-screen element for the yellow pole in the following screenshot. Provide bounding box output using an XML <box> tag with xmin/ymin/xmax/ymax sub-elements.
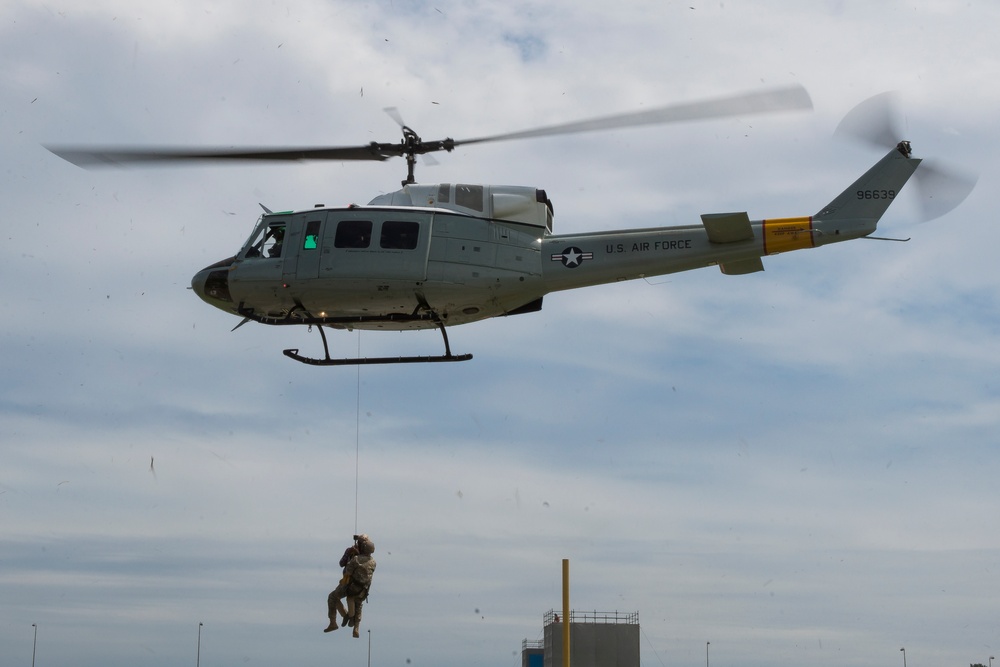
<box><xmin>562</xmin><ymin>559</ymin><xmax>570</xmax><ymax>667</ymax></box>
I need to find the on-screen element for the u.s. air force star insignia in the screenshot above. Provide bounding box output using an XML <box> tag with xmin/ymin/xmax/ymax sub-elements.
<box><xmin>551</xmin><ymin>246</ymin><xmax>593</xmax><ymax>268</ymax></box>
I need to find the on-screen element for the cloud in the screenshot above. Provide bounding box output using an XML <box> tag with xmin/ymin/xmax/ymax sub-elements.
<box><xmin>2</xmin><ymin>2</ymin><xmax>999</xmax><ymax>667</ymax></box>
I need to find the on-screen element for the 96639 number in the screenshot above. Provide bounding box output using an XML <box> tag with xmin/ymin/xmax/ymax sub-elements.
<box><xmin>857</xmin><ymin>189</ymin><xmax>895</xmax><ymax>200</ymax></box>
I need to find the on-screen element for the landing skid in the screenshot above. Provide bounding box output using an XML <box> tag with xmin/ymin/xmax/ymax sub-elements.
<box><xmin>282</xmin><ymin>321</ymin><xmax>473</xmax><ymax>366</ymax></box>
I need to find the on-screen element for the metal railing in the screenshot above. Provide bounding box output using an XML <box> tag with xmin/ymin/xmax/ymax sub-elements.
<box><xmin>542</xmin><ymin>609</ymin><xmax>639</xmax><ymax>625</ymax></box>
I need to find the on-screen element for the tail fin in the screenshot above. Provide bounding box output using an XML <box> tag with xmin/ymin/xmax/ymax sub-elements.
<box><xmin>815</xmin><ymin>141</ymin><xmax>920</xmax><ymax>226</ymax></box>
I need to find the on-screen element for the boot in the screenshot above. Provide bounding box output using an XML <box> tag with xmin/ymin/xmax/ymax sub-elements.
<box><xmin>353</xmin><ymin>626</ymin><xmax>360</xmax><ymax>638</ymax></box>
<box><xmin>323</xmin><ymin>617</ymin><xmax>338</xmax><ymax>633</ymax></box>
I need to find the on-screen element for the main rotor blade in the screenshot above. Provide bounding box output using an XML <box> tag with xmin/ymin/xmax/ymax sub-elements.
<box><xmin>450</xmin><ymin>84</ymin><xmax>812</xmax><ymax>148</ymax></box>
<box><xmin>47</xmin><ymin>84</ymin><xmax>810</xmax><ymax>170</ymax></box>
<box><xmin>383</xmin><ymin>106</ymin><xmax>407</xmax><ymax>129</ymax></box>
<box><xmin>45</xmin><ymin>143</ymin><xmax>393</xmax><ymax>168</ymax></box>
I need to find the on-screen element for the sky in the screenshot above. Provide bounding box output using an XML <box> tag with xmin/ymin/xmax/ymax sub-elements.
<box><xmin>2</xmin><ymin>1</ymin><xmax>999</xmax><ymax>666</ymax></box>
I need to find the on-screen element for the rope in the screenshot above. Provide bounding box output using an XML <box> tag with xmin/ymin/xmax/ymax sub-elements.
<box><xmin>639</xmin><ymin>624</ymin><xmax>667</xmax><ymax>667</ymax></box>
<box><xmin>354</xmin><ymin>331</ymin><xmax>361</xmax><ymax>534</ymax></box>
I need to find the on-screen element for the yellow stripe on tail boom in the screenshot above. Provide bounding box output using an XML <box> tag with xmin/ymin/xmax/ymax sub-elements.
<box><xmin>762</xmin><ymin>216</ymin><xmax>814</xmax><ymax>255</ymax></box>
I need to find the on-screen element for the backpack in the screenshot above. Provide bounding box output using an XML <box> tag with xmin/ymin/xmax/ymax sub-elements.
<box><xmin>346</xmin><ymin>556</ymin><xmax>376</xmax><ymax>598</ymax></box>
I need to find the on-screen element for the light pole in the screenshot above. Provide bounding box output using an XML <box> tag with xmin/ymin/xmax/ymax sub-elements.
<box><xmin>31</xmin><ymin>624</ymin><xmax>37</xmax><ymax>667</ymax></box>
<box><xmin>989</xmin><ymin>656</ymin><xmax>994</xmax><ymax>667</ymax></box>
<box><xmin>900</xmin><ymin>647</ymin><xmax>906</xmax><ymax>667</ymax></box>
<box><xmin>197</xmin><ymin>622</ymin><xmax>203</xmax><ymax>667</ymax></box>
<box><xmin>706</xmin><ymin>641</ymin><xmax>710</xmax><ymax>667</ymax></box>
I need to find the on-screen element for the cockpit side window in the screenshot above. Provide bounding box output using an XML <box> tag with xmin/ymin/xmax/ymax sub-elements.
<box><xmin>264</xmin><ymin>224</ymin><xmax>285</xmax><ymax>257</ymax></box>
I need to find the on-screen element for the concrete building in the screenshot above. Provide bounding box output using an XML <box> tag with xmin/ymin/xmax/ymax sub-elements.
<box><xmin>522</xmin><ymin>610</ymin><xmax>640</xmax><ymax>667</ymax></box>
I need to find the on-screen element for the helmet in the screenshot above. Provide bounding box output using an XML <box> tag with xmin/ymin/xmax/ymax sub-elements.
<box><xmin>357</xmin><ymin>536</ymin><xmax>375</xmax><ymax>555</ymax></box>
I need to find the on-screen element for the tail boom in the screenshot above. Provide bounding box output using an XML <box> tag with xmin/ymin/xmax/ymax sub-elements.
<box><xmin>537</xmin><ymin>142</ymin><xmax>921</xmax><ymax>292</ymax></box>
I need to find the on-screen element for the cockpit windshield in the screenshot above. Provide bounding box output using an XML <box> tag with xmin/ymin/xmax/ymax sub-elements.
<box><xmin>242</xmin><ymin>218</ymin><xmax>287</xmax><ymax>259</ymax></box>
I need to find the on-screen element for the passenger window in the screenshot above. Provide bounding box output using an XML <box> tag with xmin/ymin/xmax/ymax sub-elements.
<box><xmin>334</xmin><ymin>220</ymin><xmax>372</xmax><ymax>248</ymax></box>
<box><xmin>437</xmin><ymin>184</ymin><xmax>450</xmax><ymax>204</ymax></box>
<box><xmin>303</xmin><ymin>220</ymin><xmax>321</xmax><ymax>250</ymax></box>
<box><xmin>380</xmin><ymin>220</ymin><xmax>419</xmax><ymax>250</ymax></box>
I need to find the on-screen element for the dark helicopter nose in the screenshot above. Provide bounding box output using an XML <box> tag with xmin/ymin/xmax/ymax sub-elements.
<box><xmin>191</xmin><ymin>256</ymin><xmax>235</xmax><ymax>307</ymax></box>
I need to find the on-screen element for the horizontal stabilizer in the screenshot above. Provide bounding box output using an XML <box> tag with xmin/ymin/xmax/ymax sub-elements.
<box><xmin>701</xmin><ymin>212</ymin><xmax>754</xmax><ymax>243</ymax></box>
<box><xmin>719</xmin><ymin>257</ymin><xmax>764</xmax><ymax>275</ymax></box>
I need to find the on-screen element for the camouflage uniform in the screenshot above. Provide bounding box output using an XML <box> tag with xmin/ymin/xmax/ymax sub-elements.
<box><xmin>325</xmin><ymin>535</ymin><xmax>376</xmax><ymax>638</ymax></box>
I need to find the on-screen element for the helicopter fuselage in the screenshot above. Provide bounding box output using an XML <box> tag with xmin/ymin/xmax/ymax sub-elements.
<box><xmin>191</xmin><ymin>147</ymin><xmax>911</xmax><ymax>336</ymax></box>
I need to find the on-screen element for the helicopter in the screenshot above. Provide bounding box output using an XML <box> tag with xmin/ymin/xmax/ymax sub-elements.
<box><xmin>46</xmin><ymin>86</ymin><xmax>974</xmax><ymax>365</ymax></box>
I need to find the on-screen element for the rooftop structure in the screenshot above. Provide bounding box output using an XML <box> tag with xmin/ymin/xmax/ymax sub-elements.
<box><xmin>523</xmin><ymin>610</ymin><xmax>640</xmax><ymax>667</ymax></box>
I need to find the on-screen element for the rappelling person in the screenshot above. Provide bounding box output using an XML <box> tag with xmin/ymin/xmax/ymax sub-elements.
<box><xmin>325</xmin><ymin>533</ymin><xmax>376</xmax><ymax>638</ymax></box>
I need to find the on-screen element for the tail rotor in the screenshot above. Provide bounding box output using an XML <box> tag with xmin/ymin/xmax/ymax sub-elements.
<box><xmin>835</xmin><ymin>91</ymin><xmax>976</xmax><ymax>222</ymax></box>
